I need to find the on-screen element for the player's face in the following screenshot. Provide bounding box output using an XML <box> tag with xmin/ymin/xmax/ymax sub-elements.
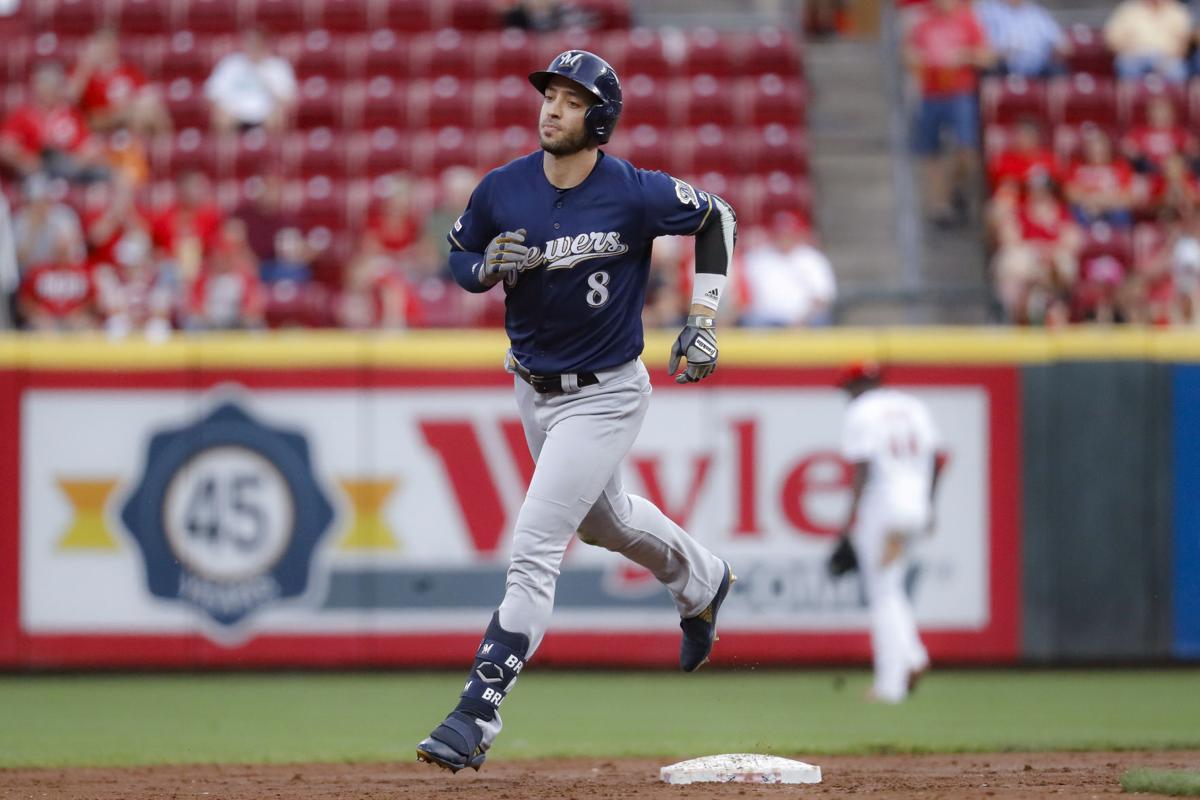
<box><xmin>539</xmin><ymin>77</ymin><xmax>594</xmax><ymax>156</ymax></box>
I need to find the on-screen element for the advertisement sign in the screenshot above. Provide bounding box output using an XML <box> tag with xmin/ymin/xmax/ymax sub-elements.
<box><xmin>2</xmin><ymin>361</ymin><xmax>1021</xmax><ymax>667</ymax></box>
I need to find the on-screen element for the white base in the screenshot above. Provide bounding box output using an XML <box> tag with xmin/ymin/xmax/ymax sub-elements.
<box><xmin>659</xmin><ymin>753</ymin><xmax>822</xmax><ymax>785</ymax></box>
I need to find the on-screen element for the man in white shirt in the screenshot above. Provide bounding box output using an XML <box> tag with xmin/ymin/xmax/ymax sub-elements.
<box><xmin>740</xmin><ymin>211</ymin><xmax>836</xmax><ymax>327</ymax></box>
<box><xmin>205</xmin><ymin>28</ymin><xmax>297</xmax><ymax>133</ymax></box>
<box><xmin>837</xmin><ymin>362</ymin><xmax>946</xmax><ymax>703</ymax></box>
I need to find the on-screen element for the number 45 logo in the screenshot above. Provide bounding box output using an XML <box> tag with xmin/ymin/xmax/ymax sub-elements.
<box><xmin>122</xmin><ymin>402</ymin><xmax>334</xmax><ymax>633</ymax></box>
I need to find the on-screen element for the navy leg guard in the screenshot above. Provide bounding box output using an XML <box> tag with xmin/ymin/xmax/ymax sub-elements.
<box><xmin>416</xmin><ymin>613</ymin><xmax>530</xmax><ymax>773</ymax></box>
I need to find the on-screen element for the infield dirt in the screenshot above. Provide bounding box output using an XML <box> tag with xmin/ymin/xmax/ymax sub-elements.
<box><xmin>3</xmin><ymin>750</ymin><xmax>1198</xmax><ymax>798</ymax></box>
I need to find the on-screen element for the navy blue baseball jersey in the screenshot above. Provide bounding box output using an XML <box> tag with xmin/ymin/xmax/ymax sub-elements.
<box><xmin>447</xmin><ymin>151</ymin><xmax>717</xmax><ymax>375</ymax></box>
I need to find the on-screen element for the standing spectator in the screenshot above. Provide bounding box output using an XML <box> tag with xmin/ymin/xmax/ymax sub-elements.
<box><xmin>976</xmin><ymin>0</ymin><xmax>1070</xmax><ymax>77</ymax></box>
<box><xmin>740</xmin><ymin>211</ymin><xmax>837</xmax><ymax>327</ymax></box>
<box><xmin>1064</xmin><ymin>126</ymin><xmax>1135</xmax><ymax>228</ymax></box>
<box><xmin>186</xmin><ymin>218</ymin><xmax>265</xmax><ymax>329</ymax></box>
<box><xmin>0</xmin><ymin>63</ymin><xmax>109</xmax><ymax>182</ymax></box>
<box><xmin>148</xmin><ymin>170</ymin><xmax>224</xmax><ymax>282</ymax></box>
<box><xmin>1103</xmin><ymin>0</ymin><xmax>1191</xmax><ymax>84</ymax></box>
<box><xmin>13</xmin><ymin>174</ymin><xmax>86</xmax><ymax>272</ymax></box>
<box><xmin>1121</xmin><ymin>96</ymin><xmax>1197</xmax><ymax>174</ymax></box>
<box><xmin>68</xmin><ymin>27</ymin><xmax>171</xmax><ymax>136</ymax></box>
<box><xmin>204</xmin><ymin>28</ymin><xmax>297</xmax><ymax>134</ymax></box>
<box><xmin>905</xmin><ymin>0</ymin><xmax>994</xmax><ymax>227</ymax></box>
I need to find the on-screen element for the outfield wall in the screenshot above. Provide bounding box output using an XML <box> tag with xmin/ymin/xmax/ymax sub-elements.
<box><xmin>0</xmin><ymin>329</ymin><xmax>1195</xmax><ymax>669</ymax></box>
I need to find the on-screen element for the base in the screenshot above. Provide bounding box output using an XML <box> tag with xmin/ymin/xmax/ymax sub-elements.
<box><xmin>659</xmin><ymin>753</ymin><xmax>822</xmax><ymax>785</ymax></box>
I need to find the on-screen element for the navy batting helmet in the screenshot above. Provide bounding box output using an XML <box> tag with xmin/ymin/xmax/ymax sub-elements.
<box><xmin>528</xmin><ymin>50</ymin><xmax>622</xmax><ymax>145</ymax></box>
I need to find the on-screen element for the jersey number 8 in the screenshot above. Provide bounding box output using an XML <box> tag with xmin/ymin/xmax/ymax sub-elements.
<box><xmin>586</xmin><ymin>271</ymin><xmax>610</xmax><ymax>308</ymax></box>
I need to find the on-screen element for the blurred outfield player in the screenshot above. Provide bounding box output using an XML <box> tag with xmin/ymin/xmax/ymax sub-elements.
<box><xmin>415</xmin><ymin>50</ymin><xmax>738</xmax><ymax>773</ymax></box>
<box><xmin>836</xmin><ymin>362</ymin><xmax>947</xmax><ymax>704</ymax></box>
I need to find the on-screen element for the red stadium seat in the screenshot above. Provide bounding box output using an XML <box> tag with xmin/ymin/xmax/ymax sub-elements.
<box><xmin>294</xmin><ymin>76</ymin><xmax>344</xmax><ymax>129</ymax></box>
<box><xmin>379</xmin><ymin>0</ymin><xmax>433</xmax><ymax>32</ymax></box>
<box><xmin>477</xmin><ymin>124</ymin><xmax>537</xmax><ymax>170</ymax></box>
<box><xmin>679</xmin><ymin>74</ymin><xmax>736</xmax><ymax>128</ymax></box>
<box><xmin>1049</xmin><ymin>73</ymin><xmax>1117</xmax><ymax>126</ymax></box>
<box><xmin>164</xmin><ymin>77</ymin><xmax>209</xmax><ymax>130</ymax></box>
<box><xmin>118</xmin><ymin>36</ymin><xmax>160</xmax><ymax>73</ymax></box>
<box><xmin>746</xmin><ymin>124</ymin><xmax>808</xmax><ymax>175</ymax></box>
<box><xmin>363</xmin><ymin>30</ymin><xmax>410</xmax><ymax>80</ymax></box>
<box><xmin>475</xmin><ymin>29</ymin><xmax>542</xmax><ymax>81</ymax></box>
<box><xmin>476</xmin><ymin>75</ymin><xmax>540</xmax><ymax>129</ymax></box>
<box><xmin>348</xmin><ymin>126</ymin><xmax>412</xmax><ymax>177</ymax></box>
<box><xmin>409</xmin><ymin>76</ymin><xmax>468</xmax><ymax>129</ymax></box>
<box><xmin>1133</xmin><ymin>221</ymin><xmax>1168</xmax><ymax>273</ymax></box>
<box><xmin>538</xmin><ymin>30</ymin><xmax>603</xmax><ymax>70</ymax></box>
<box><xmin>757</xmin><ymin>171</ymin><xmax>812</xmax><ymax>221</ymax></box>
<box><xmin>224</xmin><ymin>127</ymin><xmax>283</xmax><ymax>178</ymax></box>
<box><xmin>741</xmin><ymin>74</ymin><xmax>805</xmax><ymax>127</ymax></box>
<box><xmin>410</xmin><ymin>28</ymin><xmax>473</xmax><ymax>80</ymax></box>
<box><xmin>181</xmin><ymin>0</ymin><xmax>243</xmax><ymax>33</ymax></box>
<box><xmin>115</xmin><ymin>0</ymin><xmax>176</xmax><ymax>34</ymax></box>
<box><xmin>265</xmin><ymin>281</ymin><xmax>334</xmax><ymax>328</ymax></box>
<box><xmin>348</xmin><ymin>76</ymin><xmax>407</xmax><ymax>130</ymax></box>
<box><xmin>1079</xmin><ymin>222</ymin><xmax>1133</xmax><ymax>264</ymax></box>
<box><xmin>285</xmin><ymin>29</ymin><xmax>360</xmax><ymax>81</ymax></box>
<box><xmin>682</xmin><ymin>124</ymin><xmax>742</xmax><ymax>175</ymax></box>
<box><xmin>149</xmin><ymin>129</ymin><xmax>221</xmax><ymax>178</ymax></box>
<box><xmin>285</xmin><ymin>174</ymin><xmax>347</xmax><ymax>233</ymax></box>
<box><xmin>684</xmin><ymin>28</ymin><xmax>737</xmax><ymax>77</ymax></box>
<box><xmin>416</xmin><ymin>126</ymin><xmax>475</xmax><ymax>176</ymax></box>
<box><xmin>620</xmin><ymin>74</ymin><xmax>668</xmax><ymax>127</ymax></box>
<box><xmin>285</xmin><ymin>127</ymin><xmax>351</xmax><ymax>177</ymax></box>
<box><xmin>576</xmin><ymin>0</ymin><xmax>631</xmax><ymax>31</ymax></box>
<box><xmin>316</xmin><ymin>0</ymin><xmax>374</xmax><ymax>32</ymax></box>
<box><xmin>446</xmin><ymin>0</ymin><xmax>497</xmax><ymax>31</ymax></box>
<box><xmin>1119</xmin><ymin>74</ymin><xmax>1187</xmax><ymax>127</ymax></box>
<box><xmin>1064</xmin><ymin>25</ymin><xmax>1113</xmax><ymax>76</ymax></box>
<box><xmin>42</xmin><ymin>0</ymin><xmax>110</xmax><ymax>36</ymax></box>
<box><xmin>1051</xmin><ymin>122</ymin><xmax>1119</xmax><ymax>164</ymax></box>
<box><xmin>8</xmin><ymin>34</ymin><xmax>83</xmax><ymax>82</ymax></box>
<box><xmin>249</xmin><ymin>0</ymin><xmax>311</xmax><ymax>33</ymax></box>
<box><xmin>739</xmin><ymin>28</ymin><xmax>802</xmax><ymax>77</ymax></box>
<box><xmin>620</xmin><ymin>29</ymin><xmax>675</xmax><ymax>78</ymax></box>
<box><xmin>157</xmin><ymin>31</ymin><xmax>218</xmax><ymax>83</ymax></box>
<box><xmin>623</xmin><ymin>124</ymin><xmax>670</xmax><ymax>173</ymax></box>
<box><xmin>980</xmin><ymin>74</ymin><xmax>1048</xmax><ymax>125</ymax></box>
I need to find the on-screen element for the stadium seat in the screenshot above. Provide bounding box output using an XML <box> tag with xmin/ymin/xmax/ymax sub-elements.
<box><xmin>620</xmin><ymin>29</ymin><xmax>676</xmax><ymax>79</ymax></box>
<box><xmin>757</xmin><ymin>171</ymin><xmax>812</xmax><ymax>221</ymax></box>
<box><xmin>741</xmin><ymin>74</ymin><xmax>805</xmax><ymax>126</ymax></box>
<box><xmin>1079</xmin><ymin>222</ymin><xmax>1133</xmax><ymax>265</ymax></box>
<box><xmin>684</xmin><ymin>28</ymin><xmax>737</xmax><ymax>77</ymax></box>
<box><xmin>416</xmin><ymin>126</ymin><xmax>475</xmax><ymax>176</ymax></box>
<box><xmin>118</xmin><ymin>35</ymin><xmax>160</xmax><ymax>73</ymax></box>
<box><xmin>285</xmin><ymin>127</ymin><xmax>351</xmax><ymax>178</ymax></box>
<box><xmin>348</xmin><ymin>126</ymin><xmax>411</xmax><ymax>177</ymax></box>
<box><xmin>475</xmin><ymin>75</ymin><xmax>539</xmax><ymax>129</ymax></box>
<box><xmin>410</xmin><ymin>28</ymin><xmax>473</xmax><ymax>80</ymax></box>
<box><xmin>409</xmin><ymin>76</ymin><xmax>468</xmax><ymax>129</ymax></box>
<box><xmin>115</xmin><ymin>0</ymin><xmax>176</xmax><ymax>34</ymax></box>
<box><xmin>980</xmin><ymin>74</ymin><xmax>1048</xmax><ymax>125</ymax></box>
<box><xmin>285</xmin><ymin>29</ymin><xmax>360</xmax><ymax>81</ymax></box>
<box><xmin>1064</xmin><ymin>25</ymin><xmax>1113</xmax><ymax>76</ymax></box>
<box><xmin>164</xmin><ymin>77</ymin><xmax>209</xmax><ymax>130</ymax></box>
<box><xmin>346</xmin><ymin>76</ymin><xmax>406</xmax><ymax>130</ymax></box>
<box><xmin>224</xmin><ymin>128</ymin><xmax>283</xmax><ymax>179</ymax></box>
<box><xmin>249</xmin><ymin>0</ymin><xmax>311</xmax><ymax>33</ymax></box>
<box><xmin>446</xmin><ymin>0</ymin><xmax>498</xmax><ymax>31</ymax></box>
<box><xmin>363</xmin><ymin>29</ymin><xmax>410</xmax><ymax>80</ymax></box>
<box><xmin>477</xmin><ymin>124</ymin><xmax>537</xmax><ymax>170</ymax></box>
<box><xmin>475</xmin><ymin>29</ymin><xmax>542</xmax><ymax>81</ymax></box>
<box><xmin>576</xmin><ymin>0</ymin><xmax>631</xmax><ymax>31</ymax></box>
<box><xmin>157</xmin><ymin>31</ymin><xmax>218</xmax><ymax>83</ymax></box>
<box><xmin>9</xmin><ymin>34</ymin><xmax>83</xmax><ymax>83</ymax></box>
<box><xmin>1133</xmin><ymin>221</ymin><xmax>1168</xmax><ymax>272</ymax></box>
<box><xmin>746</xmin><ymin>124</ymin><xmax>808</xmax><ymax>175</ymax></box>
<box><xmin>42</xmin><ymin>0</ymin><xmax>110</xmax><ymax>36</ymax></box>
<box><xmin>682</xmin><ymin>124</ymin><xmax>742</xmax><ymax>175</ymax></box>
<box><xmin>739</xmin><ymin>28</ymin><xmax>802</xmax><ymax>77</ymax></box>
<box><xmin>181</xmin><ymin>0</ymin><xmax>242</xmax><ymax>34</ymax></box>
<box><xmin>294</xmin><ymin>76</ymin><xmax>344</xmax><ymax>129</ymax></box>
<box><xmin>149</xmin><ymin>129</ymin><xmax>221</xmax><ymax>178</ymax></box>
<box><xmin>538</xmin><ymin>29</ymin><xmax>603</xmax><ymax>70</ymax></box>
<box><xmin>620</xmin><ymin>74</ymin><xmax>668</xmax><ymax>127</ymax></box>
<box><xmin>621</xmin><ymin>124</ymin><xmax>670</xmax><ymax>173</ymax></box>
<box><xmin>1049</xmin><ymin>73</ymin><xmax>1117</xmax><ymax>126</ymax></box>
<box><xmin>679</xmin><ymin>74</ymin><xmax>736</xmax><ymax>128</ymax></box>
<box><xmin>285</xmin><ymin>174</ymin><xmax>347</xmax><ymax>233</ymax></box>
<box><xmin>316</xmin><ymin>0</ymin><xmax>374</xmax><ymax>32</ymax></box>
<box><xmin>379</xmin><ymin>0</ymin><xmax>433</xmax><ymax>33</ymax></box>
<box><xmin>1119</xmin><ymin>75</ymin><xmax>1188</xmax><ymax>126</ymax></box>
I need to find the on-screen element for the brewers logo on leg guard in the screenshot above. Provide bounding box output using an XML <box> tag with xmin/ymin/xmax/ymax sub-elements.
<box><xmin>417</xmin><ymin>613</ymin><xmax>529</xmax><ymax>773</ymax></box>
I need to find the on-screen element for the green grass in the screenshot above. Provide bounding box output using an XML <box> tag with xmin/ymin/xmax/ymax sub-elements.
<box><xmin>1</xmin><ymin>669</ymin><xmax>1199</xmax><ymax>768</ymax></box>
<box><xmin>1122</xmin><ymin>768</ymin><xmax>1200</xmax><ymax>796</ymax></box>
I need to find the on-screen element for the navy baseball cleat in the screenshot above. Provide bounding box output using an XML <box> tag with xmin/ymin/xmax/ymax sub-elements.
<box><xmin>679</xmin><ymin>561</ymin><xmax>736</xmax><ymax>672</ymax></box>
<box><xmin>416</xmin><ymin>712</ymin><xmax>487</xmax><ymax>773</ymax></box>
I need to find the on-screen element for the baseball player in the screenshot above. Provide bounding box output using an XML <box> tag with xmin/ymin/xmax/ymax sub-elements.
<box><xmin>415</xmin><ymin>50</ymin><xmax>738</xmax><ymax>773</ymax></box>
<box><xmin>837</xmin><ymin>362</ymin><xmax>946</xmax><ymax>704</ymax></box>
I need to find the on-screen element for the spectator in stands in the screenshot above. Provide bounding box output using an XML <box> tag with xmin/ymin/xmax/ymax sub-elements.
<box><xmin>502</xmin><ymin>0</ymin><xmax>590</xmax><ymax>32</ymax></box>
<box><xmin>186</xmin><ymin>218</ymin><xmax>265</xmax><ymax>329</ymax></box>
<box><xmin>991</xmin><ymin>173</ymin><xmax>1080</xmax><ymax>324</ymax></box>
<box><xmin>204</xmin><ymin>28</ymin><xmax>297</xmax><ymax>134</ymax></box>
<box><xmin>235</xmin><ymin>174</ymin><xmax>293</xmax><ymax>265</ymax></box>
<box><xmin>1103</xmin><ymin>0</ymin><xmax>1191</xmax><ymax>84</ymax></box>
<box><xmin>1140</xmin><ymin>152</ymin><xmax>1199</xmax><ymax>220</ymax></box>
<box><xmin>976</xmin><ymin>0</ymin><xmax>1069</xmax><ymax>77</ymax></box>
<box><xmin>13</xmin><ymin>174</ymin><xmax>86</xmax><ymax>272</ymax></box>
<box><xmin>260</xmin><ymin>227</ymin><xmax>312</xmax><ymax>284</ymax></box>
<box><xmin>741</xmin><ymin>211</ymin><xmax>837</xmax><ymax>327</ymax></box>
<box><xmin>68</xmin><ymin>27</ymin><xmax>171</xmax><ymax>136</ymax></box>
<box><xmin>1121</xmin><ymin>96</ymin><xmax>1197</xmax><ymax>174</ymax></box>
<box><xmin>987</xmin><ymin>118</ymin><xmax>1058</xmax><ymax>191</ymax></box>
<box><xmin>93</xmin><ymin>225</ymin><xmax>179</xmax><ymax>340</ymax></box>
<box><xmin>419</xmin><ymin>166</ymin><xmax>478</xmax><ymax>277</ymax></box>
<box><xmin>149</xmin><ymin>170</ymin><xmax>223</xmax><ymax>282</ymax></box>
<box><xmin>0</xmin><ymin>62</ymin><xmax>109</xmax><ymax>182</ymax></box>
<box><xmin>362</xmin><ymin>174</ymin><xmax>424</xmax><ymax>265</ymax></box>
<box><xmin>103</xmin><ymin>128</ymin><xmax>151</xmax><ymax>187</ymax></box>
<box><xmin>1164</xmin><ymin>211</ymin><xmax>1200</xmax><ymax>324</ymax></box>
<box><xmin>905</xmin><ymin>0</ymin><xmax>994</xmax><ymax>227</ymax></box>
<box><xmin>642</xmin><ymin>235</ymin><xmax>686</xmax><ymax>328</ymax></box>
<box><xmin>1064</xmin><ymin>126</ymin><xmax>1135</xmax><ymax>228</ymax></box>
<box><xmin>337</xmin><ymin>252</ymin><xmax>424</xmax><ymax>329</ymax></box>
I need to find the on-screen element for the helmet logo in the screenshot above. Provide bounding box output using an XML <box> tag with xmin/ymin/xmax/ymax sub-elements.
<box><xmin>557</xmin><ymin>51</ymin><xmax>584</xmax><ymax>68</ymax></box>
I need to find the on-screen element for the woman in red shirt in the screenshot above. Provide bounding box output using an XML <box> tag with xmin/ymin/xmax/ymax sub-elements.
<box><xmin>1064</xmin><ymin>126</ymin><xmax>1134</xmax><ymax>227</ymax></box>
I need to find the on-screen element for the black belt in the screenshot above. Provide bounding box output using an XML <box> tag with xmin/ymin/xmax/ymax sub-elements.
<box><xmin>511</xmin><ymin>359</ymin><xmax>599</xmax><ymax>394</ymax></box>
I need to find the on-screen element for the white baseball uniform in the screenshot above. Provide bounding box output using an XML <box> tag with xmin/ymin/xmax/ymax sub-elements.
<box><xmin>842</xmin><ymin>387</ymin><xmax>940</xmax><ymax>703</ymax></box>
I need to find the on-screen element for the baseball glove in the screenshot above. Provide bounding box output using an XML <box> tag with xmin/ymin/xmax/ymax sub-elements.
<box><xmin>827</xmin><ymin>534</ymin><xmax>858</xmax><ymax>578</ymax></box>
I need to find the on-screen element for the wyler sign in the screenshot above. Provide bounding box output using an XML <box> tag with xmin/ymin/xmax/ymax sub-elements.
<box><xmin>1</xmin><ymin>358</ymin><xmax>1019</xmax><ymax>668</ymax></box>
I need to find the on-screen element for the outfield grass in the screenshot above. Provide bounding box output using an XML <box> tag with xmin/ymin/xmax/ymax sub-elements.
<box><xmin>1122</xmin><ymin>768</ymin><xmax>1200</xmax><ymax>796</ymax></box>
<box><xmin>1</xmin><ymin>669</ymin><xmax>1199</xmax><ymax>768</ymax></box>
